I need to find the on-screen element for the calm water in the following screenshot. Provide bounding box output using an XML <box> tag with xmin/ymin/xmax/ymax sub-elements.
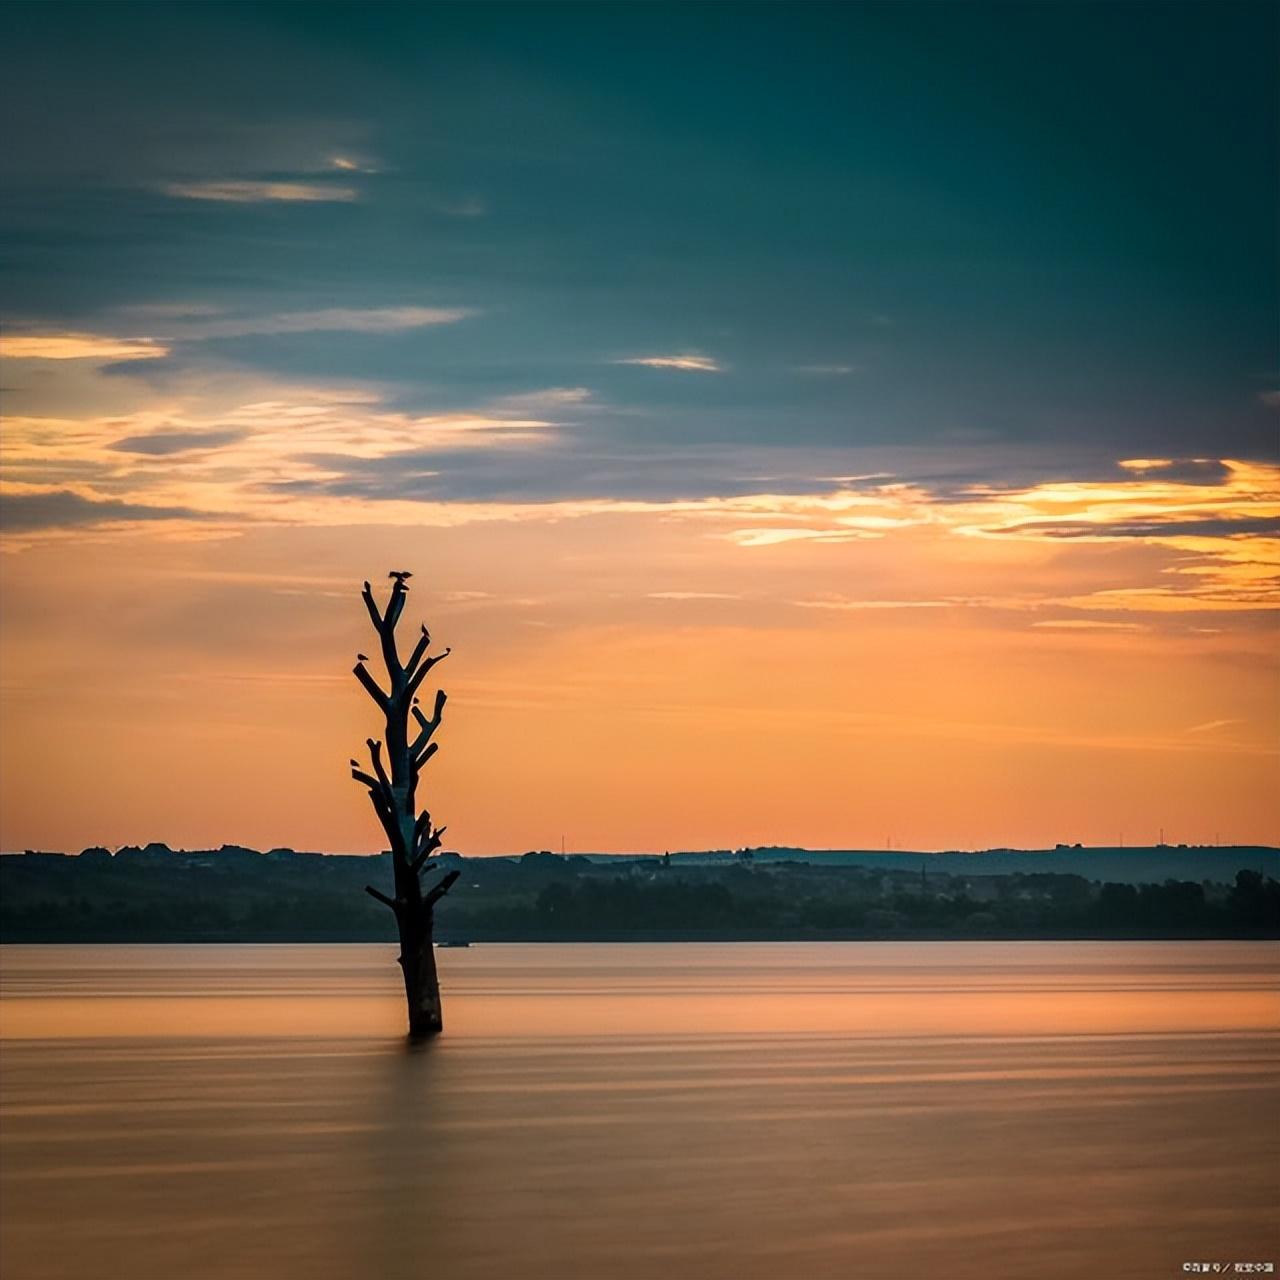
<box><xmin>1</xmin><ymin>942</ymin><xmax>1277</xmax><ymax>1280</ymax></box>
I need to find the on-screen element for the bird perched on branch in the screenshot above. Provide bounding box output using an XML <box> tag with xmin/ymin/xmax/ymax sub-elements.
<box><xmin>388</xmin><ymin>570</ymin><xmax>413</xmax><ymax>582</ymax></box>
<box><xmin>357</xmin><ymin>653</ymin><xmax>369</xmax><ymax>662</ymax></box>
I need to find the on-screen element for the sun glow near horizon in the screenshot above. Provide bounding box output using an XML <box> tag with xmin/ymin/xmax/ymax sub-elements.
<box><xmin>1</xmin><ymin>382</ymin><xmax>1276</xmax><ymax>854</ymax></box>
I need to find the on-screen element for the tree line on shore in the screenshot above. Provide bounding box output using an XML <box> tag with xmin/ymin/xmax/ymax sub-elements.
<box><xmin>2</xmin><ymin>846</ymin><xmax>1276</xmax><ymax>942</ymax></box>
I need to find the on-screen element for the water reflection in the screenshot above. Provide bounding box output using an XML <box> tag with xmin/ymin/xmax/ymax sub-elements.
<box><xmin>1</xmin><ymin>943</ymin><xmax>1277</xmax><ymax>1279</ymax></box>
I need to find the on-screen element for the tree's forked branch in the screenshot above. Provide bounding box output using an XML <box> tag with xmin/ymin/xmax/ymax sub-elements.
<box><xmin>385</xmin><ymin>579</ymin><xmax>408</xmax><ymax>632</ymax></box>
<box><xmin>411</xmin><ymin>689</ymin><xmax>447</xmax><ymax>755</ymax></box>
<box><xmin>366</xmin><ymin>739</ymin><xmax>392</xmax><ymax>793</ymax></box>
<box><xmin>362</xmin><ymin>580</ymin><xmax>408</xmax><ymax>682</ymax></box>
<box><xmin>368</xmin><ymin>789</ymin><xmax>407</xmax><ymax>858</ymax></box>
<box><xmin>406</xmin><ymin>647</ymin><xmax>451</xmax><ymax>700</ymax></box>
<box><xmin>410</xmin><ymin>823</ymin><xmax>447</xmax><ymax>872</ymax></box>
<box><xmin>423</xmin><ymin>869</ymin><xmax>460</xmax><ymax>909</ymax></box>
<box><xmin>403</xmin><ymin>625</ymin><xmax>431</xmax><ymax>681</ymax></box>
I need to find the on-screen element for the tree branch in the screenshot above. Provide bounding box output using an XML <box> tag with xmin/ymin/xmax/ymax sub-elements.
<box><xmin>412</xmin><ymin>741</ymin><xmax>439</xmax><ymax>774</ymax></box>
<box><xmin>423</xmin><ymin>869</ymin><xmax>460</xmax><ymax>910</ymax></box>
<box><xmin>413</xmin><ymin>811</ymin><xmax>432</xmax><ymax>847</ymax></box>
<box><xmin>410</xmin><ymin>824</ymin><xmax>447</xmax><ymax>872</ymax></box>
<box><xmin>361</xmin><ymin>581</ymin><xmax>384</xmax><ymax>632</ymax></box>
<box><xmin>411</xmin><ymin>689</ymin><xmax>447</xmax><ymax>755</ymax></box>
<box><xmin>366</xmin><ymin>739</ymin><xmax>392</xmax><ymax>792</ymax></box>
<box><xmin>403</xmin><ymin>625</ymin><xmax>431</xmax><ymax>681</ymax></box>
<box><xmin>365</xmin><ymin>884</ymin><xmax>398</xmax><ymax>911</ymax></box>
<box><xmin>369</xmin><ymin>789</ymin><xmax>407</xmax><ymax>857</ymax></box>
<box><xmin>406</xmin><ymin>647</ymin><xmax>450</xmax><ymax>700</ymax></box>
<box><xmin>385</xmin><ymin>580</ymin><xmax>408</xmax><ymax>632</ymax></box>
<box><xmin>353</xmin><ymin>662</ymin><xmax>389</xmax><ymax>710</ymax></box>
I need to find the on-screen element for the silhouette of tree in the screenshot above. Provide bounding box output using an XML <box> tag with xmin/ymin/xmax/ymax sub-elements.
<box><xmin>350</xmin><ymin>573</ymin><xmax>458</xmax><ymax>1037</ymax></box>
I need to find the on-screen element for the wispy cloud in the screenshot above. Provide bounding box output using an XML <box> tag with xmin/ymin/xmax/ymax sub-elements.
<box><xmin>615</xmin><ymin>354</ymin><xmax>722</xmax><ymax>373</ymax></box>
<box><xmin>1117</xmin><ymin>457</ymin><xmax>1231</xmax><ymax>484</ymax></box>
<box><xmin>1184</xmin><ymin>718</ymin><xmax>1243</xmax><ymax>734</ymax></box>
<box><xmin>1031</xmin><ymin>619</ymin><xmax>1147</xmax><ymax>632</ymax></box>
<box><xmin>0</xmin><ymin>378</ymin><xmax>575</xmax><ymax>534</ymax></box>
<box><xmin>187</xmin><ymin>306</ymin><xmax>473</xmax><ymax>338</ymax></box>
<box><xmin>1</xmin><ymin>333</ymin><xmax>169</xmax><ymax>361</ymax></box>
<box><xmin>728</xmin><ymin>528</ymin><xmax>868</xmax><ymax>547</ymax></box>
<box><xmin>4</xmin><ymin>369</ymin><xmax>1277</xmax><ymax>628</ymax></box>
<box><xmin>1052</xmin><ymin>587</ymin><xmax>1279</xmax><ymax>614</ymax></box>
<box><xmin>160</xmin><ymin>180</ymin><xmax>359</xmax><ymax>203</ymax></box>
<box><xmin>647</xmin><ymin>591</ymin><xmax>741</xmax><ymax>601</ymax></box>
<box><xmin>107</xmin><ymin>429</ymin><xmax>249</xmax><ymax>456</ymax></box>
<box><xmin>0</xmin><ymin>488</ymin><xmax>214</xmax><ymax>532</ymax></box>
<box><xmin>485</xmin><ymin>387</ymin><xmax>591</xmax><ymax>414</ymax></box>
<box><xmin>797</xmin><ymin>596</ymin><xmax>950</xmax><ymax>610</ymax></box>
<box><xmin>328</xmin><ymin>155</ymin><xmax>378</xmax><ymax>174</ymax></box>
<box><xmin>1</xmin><ymin>306</ymin><xmax>471</xmax><ymax>364</ymax></box>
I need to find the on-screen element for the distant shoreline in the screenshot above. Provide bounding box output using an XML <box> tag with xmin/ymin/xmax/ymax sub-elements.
<box><xmin>3</xmin><ymin>931</ymin><xmax>1276</xmax><ymax>946</ymax></box>
<box><xmin>4</xmin><ymin>843</ymin><xmax>1276</xmax><ymax>945</ymax></box>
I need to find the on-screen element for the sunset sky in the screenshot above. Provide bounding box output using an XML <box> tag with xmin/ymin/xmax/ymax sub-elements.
<box><xmin>1</xmin><ymin>2</ymin><xmax>1276</xmax><ymax>854</ymax></box>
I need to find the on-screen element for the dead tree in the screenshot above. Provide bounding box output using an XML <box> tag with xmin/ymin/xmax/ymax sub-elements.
<box><xmin>350</xmin><ymin>571</ymin><xmax>459</xmax><ymax>1037</ymax></box>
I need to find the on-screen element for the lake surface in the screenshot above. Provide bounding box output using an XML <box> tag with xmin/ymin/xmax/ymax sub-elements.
<box><xmin>1</xmin><ymin>942</ymin><xmax>1277</xmax><ymax>1280</ymax></box>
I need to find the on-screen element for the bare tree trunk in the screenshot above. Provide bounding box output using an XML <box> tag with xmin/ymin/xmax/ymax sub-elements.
<box><xmin>351</xmin><ymin>573</ymin><xmax>459</xmax><ymax>1039</ymax></box>
<box><xmin>399</xmin><ymin>910</ymin><xmax>444</xmax><ymax>1036</ymax></box>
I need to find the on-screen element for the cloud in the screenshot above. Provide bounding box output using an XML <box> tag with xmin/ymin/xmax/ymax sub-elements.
<box><xmin>487</xmin><ymin>387</ymin><xmax>591</xmax><ymax>413</ymax></box>
<box><xmin>0</xmin><ymin>489</ymin><xmax>211</xmax><ymax>532</ymax></box>
<box><xmin>793</xmin><ymin>364</ymin><xmax>858</xmax><ymax>376</ymax></box>
<box><xmin>1183</xmin><ymin>718</ymin><xmax>1243</xmax><ymax>734</ymax></box>
<box><xmin>3</xmin><ymin>357</ymin><xmax>1276</xmax><ymax>624</ymax></box>
<box><xmin>107</xmin><ymin>428</ymin><xmax>249</xmax><ymax>455</ymax></box>
<box><xmin>159</xmin><ymin>181</ymin><xmax>359</xmax><ymax>203</ymax></box>
<box><xmin>993</xmin><ymin>515</ymin><xmax>1280</xmax><ymax>540</ymax></box>
<box><xmin>0</xmin><ymin>333</ymin><xmax>169</xmax><ymax>361</ymax></box>
<box><xmin>328</xmin><ymin>155</ymin><xmax>378</xmax><ymax>174</ymax></box>
<box><xmin>1031</xmin><ymin>619</ymin><xmax>1147</xmax><ymax>632</ymax></box>
<box><xmin>647</xmin><ymin>591</ymin><xmax>741</xmax><ymax>601</ymax></box>
<box><xmin>615</xmin><ymin>354</ymin><xmax>722</xmax><ymax>373</ymax></box>
<box><xmin>116</xmin><ymin>303</ymin><xmax>225</xmax><ymax>321</ymax></box>
<box><xmin>728</xmin><ymin>528</ymin><xmax>870</xmax><ymax>547</ymax></box>
<box><xmin>797</xmin><ymin>596</ymin><xmax>951</xmax><ymax>609</ymax></box>
<box><xmin>1054</xmin><ymin>588</ymin><xmax>1280</xmax><ymax>614</ymax></box>
<box><xmin>951</xmin><ymin>460</ymin><xmax>1280</xmax><ymax>613</ymax></box>
<box><xmin>6</xmin><ymin>308</ymin><xmax>474</xmax><ymax>367</ymax></box>
<box><xmin>1117</xmin><ymin>458</ymin><xmax>1232</xmax><ymax>484</ymax></box>
<box><xmin>186</xmin><ymin>306</ymin><xmax>473</xmax><ymax>339</ymax></box>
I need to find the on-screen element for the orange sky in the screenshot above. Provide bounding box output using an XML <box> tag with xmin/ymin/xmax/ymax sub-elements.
<box><xmin>1</xmin><ymin>354</ymin><xmax>1276</xmax><ymax>853</ymax></box>
<box><xmin>3</xmin><ymin>4</ymin><xmax>1276</xmax><ymax>855</ymax></box>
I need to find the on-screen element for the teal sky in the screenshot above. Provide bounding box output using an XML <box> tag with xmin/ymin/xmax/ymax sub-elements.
<box><xmin>2</xmin><ymin>1</ymin><xmax>1275</xmax><ymax>511</ymax></box>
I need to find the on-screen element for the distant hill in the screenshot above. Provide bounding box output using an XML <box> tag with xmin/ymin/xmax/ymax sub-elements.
<box><xmin>1</xmin><ymin>842</ymin><xmax>1276</xmax><ymax>943</ymax></box>
<box><xmin>8</xmin><ymin>842</ymin><xmax>1277</xmax><ymax>886</ymax></box>
<box><xmin>650</xmin><ymin>846</ymin><xmax>1280</xmax><ymax>885</ymax></box>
